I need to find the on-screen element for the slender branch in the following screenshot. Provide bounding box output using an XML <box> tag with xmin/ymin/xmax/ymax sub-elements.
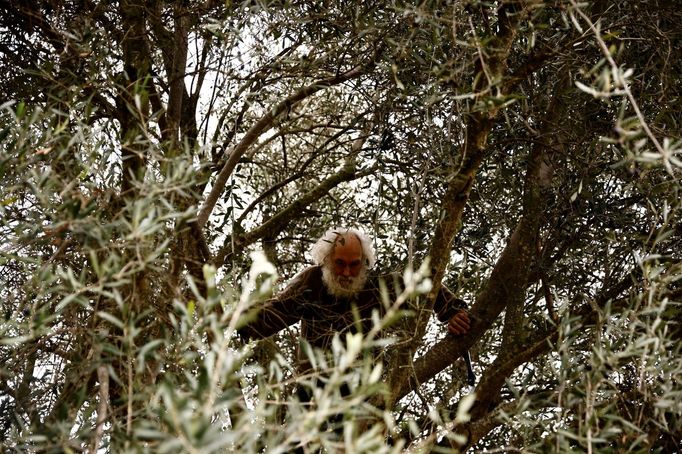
<box><xmin>197</xmin><ymin>53</ymin><xmax>379</xmax><ymax>228</ymax></box>
<box><xmin>89</xmin><ymin>365</ymin><xmax>109</xmax><ymax>454</ymax></box>
<box><xmin>236</xmin><ymin>117</ymin><xmax>366</xmax><ymax>224</ymax></box>
<box><xmin>209</xmin><ymin>43</ymin><xmax>301</xmax><ymax>165</ymax></box>
<box><xmin>235</xmin><ymin>163</ymin><xmax>314</xmax><ymax>225</ymax></box>
<box><xmin>217</xmin><ymin>164</ymin><xmax>379</xmax><ymax>269</ymax></box>
<box><xmin>126</xmin><ymin>359</ymin><xmax>133</xmax><ymax>438</ymax></box>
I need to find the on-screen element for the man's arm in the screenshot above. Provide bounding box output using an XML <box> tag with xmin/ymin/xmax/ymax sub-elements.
<box><xmin>433</xmin><ymin>286</ymin><xmax>471</xmax><ymax>335</ymax></box>
<box><xmin>237</xmin><ymin>266</ymin><xmax>315</xmax><ymax>340</ymax></box>
<box><xmin>434</xmin><ymin>284</ymin><xmax>475</xmax><ymax>384</ymax></box>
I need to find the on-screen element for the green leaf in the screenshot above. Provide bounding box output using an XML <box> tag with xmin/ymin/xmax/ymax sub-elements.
<box><xmin>97</xmin><ymin>311</ymin><xmax>125</xmax><ymax>330</ymax></box>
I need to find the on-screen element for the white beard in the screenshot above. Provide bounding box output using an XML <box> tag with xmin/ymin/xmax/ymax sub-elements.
<box><xmin>321</xmin><ymin>263</ymin><xmax>368</xmax><ymax>299</ymax></box>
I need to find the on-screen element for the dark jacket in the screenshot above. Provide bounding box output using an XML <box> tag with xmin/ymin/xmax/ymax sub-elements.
<box><xmin>238</xmin><ymin>265</ymin><xmax>464</xmax><ymax>351</ymax></box>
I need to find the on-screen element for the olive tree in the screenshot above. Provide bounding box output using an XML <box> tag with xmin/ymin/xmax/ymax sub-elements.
<box><xmin>1</xmin><ymin>0</ymin><xmax>680</xmax><ymax>452</ymax></box>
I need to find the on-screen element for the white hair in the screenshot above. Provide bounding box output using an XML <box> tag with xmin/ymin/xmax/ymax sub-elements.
<box><xmin>309</xmin><ymin>227</ymin><xmax>376</xmax><ymax>268</ymax></box>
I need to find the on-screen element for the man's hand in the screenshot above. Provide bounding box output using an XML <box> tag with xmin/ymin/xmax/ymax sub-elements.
<box><xmin>447</xmin><ymin>310</ymin><xmax>470</xmax><ymax>335</ymax></box>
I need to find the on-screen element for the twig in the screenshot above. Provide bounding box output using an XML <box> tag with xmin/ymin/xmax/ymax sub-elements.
<box><xmin>127</xmin><ymin>358</ymin><xmax>133</xmax><ymax>439</ymax></box>
<box><xmin>570</xmin><ymin>1</ymin><xmax>665</xmax><ymax>157</ymax></box>
<box><xmin>89</xmin><ymin>365</ymin><xmax>109</xmax><ymax>454</ymax></box>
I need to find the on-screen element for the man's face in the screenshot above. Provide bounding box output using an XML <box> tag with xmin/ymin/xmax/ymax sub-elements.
<box><xmin>322</xmin><ymin>234</ymin><xmax>367</xmax><ymax>298</ymax></box>
<box><xmin>331</xmin><ymin>236</ymin><xmax>363</xmax><ymax>282</ymax></box>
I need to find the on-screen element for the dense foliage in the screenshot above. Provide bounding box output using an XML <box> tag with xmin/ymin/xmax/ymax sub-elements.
<box><xmin>1</xmin><ymin>0</ymin><xmax>680</xmax><ymax>452</ymax></box>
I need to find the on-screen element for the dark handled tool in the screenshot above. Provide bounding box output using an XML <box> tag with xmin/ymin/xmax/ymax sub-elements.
<box><xmin>464</xmin><ymin>350</ymin><xmax>476</xmax><ymax>386</ymax></box>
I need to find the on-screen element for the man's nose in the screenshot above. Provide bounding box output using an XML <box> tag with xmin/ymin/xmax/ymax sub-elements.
<box><xmin>341</xmin><ymin>266</ymin><xmax>351</xmax><ymax>276</ymax></box>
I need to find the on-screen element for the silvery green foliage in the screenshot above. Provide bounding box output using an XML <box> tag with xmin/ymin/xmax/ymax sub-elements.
<box><xmin>0</xmin><ymin>102</ymin><xmax>411</xmax><ymax>451</ymax></box>
<box><xmin>2</xmin><ymin>0</ymin><xmax>682</xmax><ymax>451</ymax></box>
<box><xmin>486</xmin><ymin>255</ymin><xmax>682</xmax><ymax>453</ymax></box>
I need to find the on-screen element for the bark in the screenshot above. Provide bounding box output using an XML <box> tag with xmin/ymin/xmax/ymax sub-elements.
<box><xmin>458</xmin><ymin>267</ymin><xmax>645</xmax><ymax>446</ymax></box>
<box><xmin>165</xmin><ymin>3</ymin><xmax>189</xmax><ymax>151</ymax></box>
<box><xmin>89</xmin><ymin>365</ymin><xmax>109</xmax><ymax>454</ymax></box>
<box><xmin>416</xmin><ymin>0</ymin><xmax>534</xmax><ymax>342</ymax></box>
<box><xmin>13</xmin><ymin>345</ymin><xmax>40</xmax><ymax>427</ymax></box>
<box><xmin>464</xmin><ymin>75</ymin><xmax>568</xmax><ymax>425</ymax></box>
<box><xmin>147</xmin><ymin>0</ymin><xmax>204</xmax><ymax>150</ymax></box>
<box><xmin>43</xmin><ymin>343</ymin><xmax>97</xmax><ymax>431</ymax></box>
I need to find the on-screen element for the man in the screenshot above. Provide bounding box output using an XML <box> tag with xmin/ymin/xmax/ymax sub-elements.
<box><xmin>238</xmin><ymin>227</ymin><xmax>471</xmax><ymax>354</ymax></box>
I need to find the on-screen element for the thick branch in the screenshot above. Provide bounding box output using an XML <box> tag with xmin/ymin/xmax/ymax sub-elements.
<box><xmin>459</xmin><ymin>267</ymin><xmax>644</xmax><ymax>446</ymax></box>
<box><xmin>388</xmin><ymin>1</ymin><xmax>541</xmax><ymax>405</ymax></box>
<box><xmin>398</xmin><ymin>218</ymin><xmax>537</xmax><ymax>401</ymax></box>
<box><xmin>470</xmin><ymin>331</ymin><xmax>558</xmax><ymax>421</ymax></box>
<box><xmin>118</xmin><ymin>0</ymin><xmax>153</xmax><ymax>196</ymax></box>
<box><xmin>165</xmin><ymin>4</ymin><xmax>189</xmax><ymax>149</ymax></box>
<box><xmin>416</xmin><ymin>0</ymin><xmax>537</xmax><ymax>337</ymax></box>
<box><xmin>398</xmin><ymin>74</ymin><xmax>568</xmax><ymax>400</ymax></box>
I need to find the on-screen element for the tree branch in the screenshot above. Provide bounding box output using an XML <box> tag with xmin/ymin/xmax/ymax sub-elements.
<box><xmin>197</xmin><ymin>50</ymin><xmax>380</xmax><ymax>229</ymax></box>
<box><xmin>215</xmin><ymin>125</ymin><xmax>378</xmax><ymax>267</ymax></box>
<box><xmin>388</xmin><ymin>0</ymin><xmax>541</xmax><ymax>405</ymax></box>
<box><xmin>398</xmin><ymin>71</ymin><xmax>569</xmax><ymax>401</ymax></box>
<box><xmin>89</xmin><ymin>365</ymin><xmax>109</xmax><ymax>454</ymax></box>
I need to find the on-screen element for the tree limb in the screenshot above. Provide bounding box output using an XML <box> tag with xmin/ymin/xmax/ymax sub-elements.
<box><xmin>89</xmin><ymin>365</ymin><xmax>109</xmax><ymax>454</ymax></box>
<box><xmin>399</xmin><ymin>70</ymin><xmax>569</xmax><ymax>401</ymax></box>
<box><xmin>197</xmin><ymin>48</ymin><xmax>381</xmax><ymax>228</ymax></box>
<box><xmin>215</xmin><ymin>125</ymin><xmax>378</xmax><ymax>267</ymax></box>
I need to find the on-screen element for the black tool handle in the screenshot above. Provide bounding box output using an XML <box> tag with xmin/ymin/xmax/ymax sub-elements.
<box><xmin>464</xmin><ymin>350</ymin><xmax>476</xmax><ymax>386</ymax></box>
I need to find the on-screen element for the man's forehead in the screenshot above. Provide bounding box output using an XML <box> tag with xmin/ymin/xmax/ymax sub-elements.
<box><xmin>334</xmin><ymin>233</ymin><xmax>360</xmax><ymax>247</ymax></box>
<box><xmin>331</xmin><ymin>233</ymin><xmax>361</xmax><ymax>256</ymax></box>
